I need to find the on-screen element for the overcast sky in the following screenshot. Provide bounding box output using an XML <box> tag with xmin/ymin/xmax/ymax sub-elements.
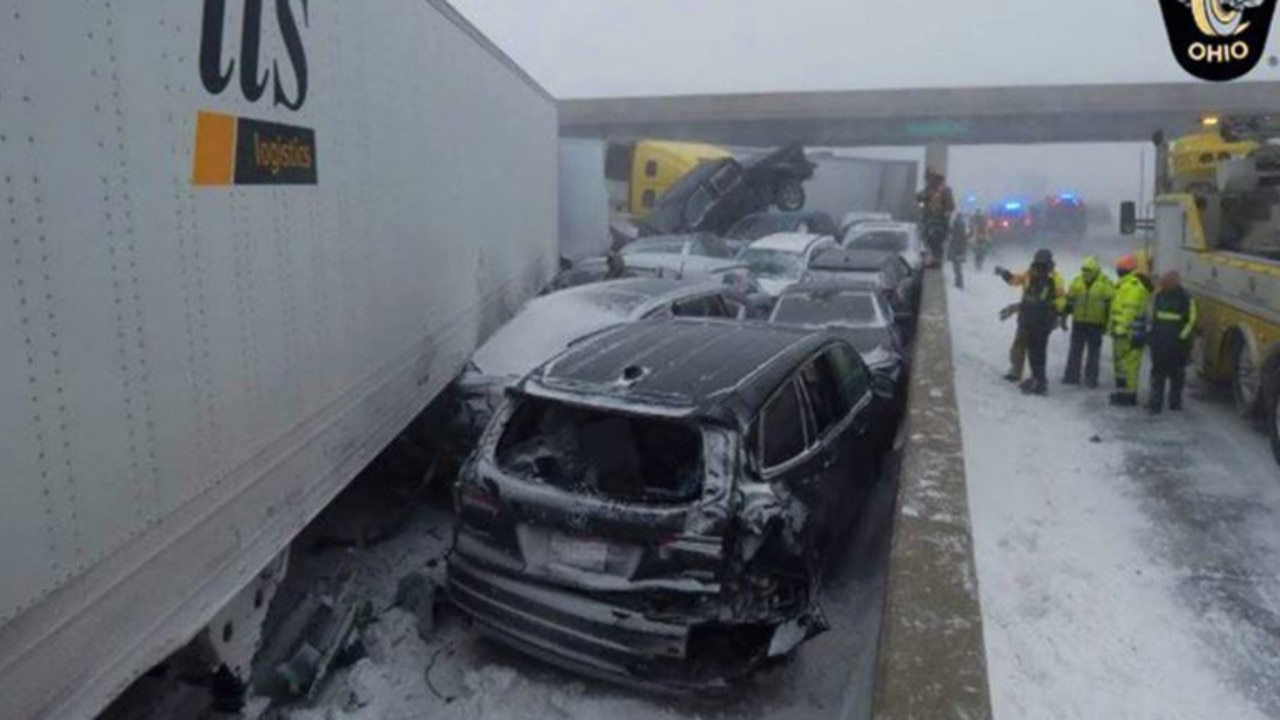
<box><xmin>450</xmin><ymin>0</ymin><xmax>1278</xmax><ymax>98</ymax></box>
<box><xmin>449</xmin><ymin>1</ymin><xmax>1266</xmax><ymax>211</ymax></box>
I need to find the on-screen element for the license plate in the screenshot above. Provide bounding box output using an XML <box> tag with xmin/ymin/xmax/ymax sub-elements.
<box><xmin>550</xmin><ymin>533</ymin><xmax>609</xmax><ymax>572</ymax></box>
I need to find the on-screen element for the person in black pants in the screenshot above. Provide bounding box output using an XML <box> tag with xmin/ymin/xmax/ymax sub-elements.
<box><xmin>999</xmin><ymin>249</ymin><xmax>1065</xmax><ymax>396</ymax></box>
<box><xmin>1061</xmin><ymin>256</ymin><xmax>1115</xmax><ymax>388</ymax></box>
<box><xmin>948</xmin><ymin>214</ymin><xmax>968</xmax><ymax>289</ymax></box>
<box><xmin>1148</xmin><ymin>271</ymin><xmax>1198</xmax><ymax>413</ymax></box>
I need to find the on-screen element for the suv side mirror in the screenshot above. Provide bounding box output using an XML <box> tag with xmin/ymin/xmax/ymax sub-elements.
<box><xmin>1119</xmin><ymin>201</ymin><xmax>1137</xmax><ymax>236</ymax></box>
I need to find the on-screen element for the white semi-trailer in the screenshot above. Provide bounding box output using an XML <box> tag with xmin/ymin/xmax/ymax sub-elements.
<box><xmin>0</xmin><ymin>2</ymin><xmax>557</xmax><ymax>718</ymax></box>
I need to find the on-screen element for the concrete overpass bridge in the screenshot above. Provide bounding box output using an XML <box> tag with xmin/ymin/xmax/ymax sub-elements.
<box><xmin>560</xmin><ymin>82</ymin><xmax>1280</xmax><ymax>167</ymax></box>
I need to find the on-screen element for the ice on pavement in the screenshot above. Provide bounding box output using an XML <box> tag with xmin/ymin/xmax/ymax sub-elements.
<box><xmin>948</xmin><ymin>241</ymin><xmax>1280</xmax><ymax>720</ymax></box>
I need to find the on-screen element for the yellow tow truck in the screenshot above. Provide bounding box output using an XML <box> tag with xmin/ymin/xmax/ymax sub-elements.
<box><xmin>1123</xmin><ymin>118</ymin><xmax>1280</xmax><ymax>463</ymax></box>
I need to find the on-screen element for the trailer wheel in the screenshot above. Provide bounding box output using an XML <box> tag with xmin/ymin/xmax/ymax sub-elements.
<box><xmin>1230</xmin><ymin>332</ymin><xmax>1262</xmax><ymax>420</ymax></box>
<box><xmin>774</xmin><ymin>179</ymin><xmax>805</xmax><ymax>211</ymax></box>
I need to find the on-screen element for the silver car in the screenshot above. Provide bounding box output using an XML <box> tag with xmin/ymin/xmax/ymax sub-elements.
<box><xmin>454</xmin><ymin>278</ymin><xmax>753</xmax><ymax>436</ymax></box>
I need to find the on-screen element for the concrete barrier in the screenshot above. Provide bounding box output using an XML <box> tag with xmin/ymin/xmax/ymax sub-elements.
<box><xmin>871</xmin><ymin>268</ymin><xmax>992</xmax><ymax>719</ymax></box>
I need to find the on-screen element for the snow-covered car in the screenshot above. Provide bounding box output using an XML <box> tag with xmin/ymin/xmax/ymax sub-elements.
<box><xmin>448</xmin><ymin>319</ymin><xmax>882</xmax><ymax>691</ymax></box>
<box><xmin>723</xmin><ymin>211</ymin><xmax>841</xmax><ymax>252</ymax></box>
<box><xmin>838</xmin><ymin>210</ymin><xmax>893</xmax><ymax>236</ymax></box>
<box><xmin>620</xmin><ymin>233</ymin><xmax>737</xmax><ymax>261</ymax></box>
<box><xmin>803</xmin><ymin>247</ymin><xmax>920</xmax><ymax>319</ymax></box>
<box><xmin>540</xmin><ymin>257</ymin><xmax>662</xmax><ymax>295</ymax></box>
<box><xmin>768</xmin><ymin>283</ymin><xmax>910</xmax><ymax>446</ymax></box>
<box><xmin>735</xmin><ymin>232</ymin><xmax>839</xmax><ymax>296</ymax></box>
<box><xmin>842</xmin><ymin>221</ymin><xmax>926</xmax><ymax>273</ymax></box>
<box><xmin>454</xmin><ymin>278</ymin><xmax>755</xmax><ymax>438</ymax></box>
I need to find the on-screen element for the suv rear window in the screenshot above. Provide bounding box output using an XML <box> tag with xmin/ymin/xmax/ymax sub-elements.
<box><xmin>496</xmin><ymin>398</ymin><xmax>703</xmax><ymax>503</ymax></box>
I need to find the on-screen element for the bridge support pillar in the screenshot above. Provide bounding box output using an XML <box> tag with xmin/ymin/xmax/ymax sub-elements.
<box><xmin>925</xmin><ymin>142</ymin><xmax>949</xmax><ymax>176</ymax></box>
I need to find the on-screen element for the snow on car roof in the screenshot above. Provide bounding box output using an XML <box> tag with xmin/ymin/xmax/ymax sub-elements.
<box><xmin>529</xmin><ymin>319</ymin><xmax>833</xmax><ymax>419</ymax></box>
<box><xmin>469</xmin><ymin>278</ymin><xmax>690</xmax><ymax>378</ymax></box>
<box><xmin>810</xmin><ymin>247</ymin><xmax>898</xmax><ymax>271</ymax></box>
<box><xmin>747</xmin><ymin>232</ymin><xmax>828</xmax><ymax>252</ymax></box>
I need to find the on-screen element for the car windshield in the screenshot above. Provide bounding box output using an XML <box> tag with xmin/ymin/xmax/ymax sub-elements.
<box><xmin>736</xmin><ymin>247</ymin><xmax>805</xmax><ymax>279</ymax></box>
<box><xmin>848</xmin><ymin>230</ymin><xmax>909</xmax><ymax>252</ymax></box>
<box><xmin>841</xmin><ymin>326</ymin><xmax>893</xmax><ymax>354</ymax></box>
<box><xmin>804</xmin><ymin>269</ymin><xmax>883</xmax><ymax>286</ymax></box>
<box><xmin>772</xmin><ymin>292</ymin><xmax>877</xmax><ymax>326</ymax></box>
<box><xmin>726</xmin><ymin>215</ymin><xmax>788</xmax><ymax>240</ymax></box>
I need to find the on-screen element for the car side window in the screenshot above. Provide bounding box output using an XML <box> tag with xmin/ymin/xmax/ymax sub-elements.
<box><xmin>758</xmin><ymin>379</ymin><xmax>807</xmax><ymax>469</ymax></box>
<box><xmin>826</xmin><ymin>344</ymin><xmax>870</xmax><ymax>412</ymax></box>
<box><xmin>896</xmin><ymin>257</ymin><xmax>912</xmax><ymax>279</ymax></box>
<box><xmin>706</xmin><ymin>294</ymin><xmax>732</xmax><ymax>317</ymax></box>
<box><xmin>672</xmin><ymin>294</ymin><xmax>731</xmax><ymax>318</ymax></box>
<box><xmin>702</xmin><ymin>235</ymin><xmax>730</xmax><ymax>258</ymax></box>
<box><xmin>797</xmin><ymin>356</ymin><xmax>842</xmax><ymax>439</ymax></box>
<box><xmin>644</xmin><ymin>303</ymin><xmax>674</xmax><ymax>319</ymax></box>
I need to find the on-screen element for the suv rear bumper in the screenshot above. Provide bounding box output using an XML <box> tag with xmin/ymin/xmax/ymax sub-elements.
<box><xmin>448</xmin><ymin>553</ymin><xmax>740</xmax><ymax>693</ymax></box>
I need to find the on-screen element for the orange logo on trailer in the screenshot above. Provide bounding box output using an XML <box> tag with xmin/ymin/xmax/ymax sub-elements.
<box><xmin>191</xmin><ymin>0</ymin><xmax>318</xmax><ymax>186</ymax></box>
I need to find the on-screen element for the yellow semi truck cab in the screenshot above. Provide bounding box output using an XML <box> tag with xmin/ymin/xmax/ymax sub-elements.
<box><xmin>605</xmin><ymin>139</ymin><xmax>732</xmax><ymax>217</ymax></box>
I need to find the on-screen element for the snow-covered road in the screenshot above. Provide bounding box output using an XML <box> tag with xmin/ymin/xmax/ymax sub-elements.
<box><xmin>949</xmin><ymin>237</ymin><xmax>1280</xmax><ymax>720</ymax></box>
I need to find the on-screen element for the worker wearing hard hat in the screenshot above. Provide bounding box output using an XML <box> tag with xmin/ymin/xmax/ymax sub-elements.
<box><xmin>1061</xmin><ymin>256</ymin><xmax>1115</xmax><ymax>388</ymax></box>
<box><xmin>996</xmin><ymin>249</ymin><xmax>1067</xmax><ymax>395</ymax></box>
<box><xmin>1147</xmin><ymin>271</ymin><xmax>1198</xmax><ymax>413</ymax></box>
<box><xmin>1109</xmin><ymin>254</ymin><xmax>1153</xmax><ymax>407</ymax></box>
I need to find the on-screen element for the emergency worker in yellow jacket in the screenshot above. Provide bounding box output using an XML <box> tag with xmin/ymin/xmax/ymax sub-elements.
<box><xmin>1109</xmin><ymin>255</ymin><xmax>1153</xmax><ymax>407</ymax></box>
<box><xmin>1061</xmin><ymin>256</ymin><xmax>1115</xmax><ymax>388</ymax></box>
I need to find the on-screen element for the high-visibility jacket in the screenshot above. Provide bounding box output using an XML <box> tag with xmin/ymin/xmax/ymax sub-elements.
<box><xmin>1065</xmin><ymin>273</ymin><xmax>1115</xmax><ymax>326</ymax></box>
<box><xmin>1004</xmin><ymin>269</ymin><xmax>1066</xmax><ymax>331</ymax></box>
<box><xmin>1110</xmin><ymin>273</ymin><xmax>1152</xmax><ymax>338</ymax></box>
<box><xmin>1150</xmin><ymin>286</ymin><xmax>1198</xmax><ymax>352</ymax></box>
<box><xmin>1004</xmin><ymin>269</ymin><xmax>1067</xmax><ymax>312</ymax></box>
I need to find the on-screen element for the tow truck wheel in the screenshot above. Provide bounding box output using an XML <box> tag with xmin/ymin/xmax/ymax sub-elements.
<box><xmin>774</xmin><ymin>179</ymin><xmax>806</xmax><ymax>211</ymax></box>
<box><xmin>1230</xmin><ymin>333</ymin><xmax>1261</xmax><ymax>420</ymax></box>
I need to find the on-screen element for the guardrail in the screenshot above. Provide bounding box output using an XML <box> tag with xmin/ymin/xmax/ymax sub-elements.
<box><xmin>871</xmin><ymin>267</ymin><xmax>993</xmax><ymax>719</ymax></box>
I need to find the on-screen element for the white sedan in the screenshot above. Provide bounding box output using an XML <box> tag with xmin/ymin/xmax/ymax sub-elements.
<box><xmin>842</xmin><ymin>221</ymin><xmax>926</xmax><ymax>273</ymax></box>
<box><xmin>735</xmin><ymin>232</ymin><xmax>838</xmax><ymax>296</ymax></box>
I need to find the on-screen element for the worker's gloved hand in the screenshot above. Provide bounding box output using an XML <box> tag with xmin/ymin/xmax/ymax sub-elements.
<box><xmin>998</xmin><ymin>305</ymin><xmax>1018</xmax><ymax>321</ymax></box>
<box><xmin>1059</xmin><ymin>316</ymin><xmax>1069</xmax><ymax>332</ymax></box>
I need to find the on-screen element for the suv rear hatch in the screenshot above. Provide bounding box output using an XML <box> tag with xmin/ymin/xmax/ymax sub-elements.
<box><xmin>449</xmin><ymin>394</ymin><xmax>742</xmax><ymax>686</ymax></box>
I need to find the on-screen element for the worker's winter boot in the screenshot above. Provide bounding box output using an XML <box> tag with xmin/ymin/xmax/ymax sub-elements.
<box><xmin>1004</xmin><ymin>371</ymin><xmax>1021</xmax><ymax>382</ymax></box>
<box><xmin>1021</xmin><ymin>379</ymin><xmax>1048</xmax><ymax>396</ymax></box>
<box><xmin>1109</xmin><ymin>392</ymin><xmax>1138</xmax><ymax>407</ymax></box>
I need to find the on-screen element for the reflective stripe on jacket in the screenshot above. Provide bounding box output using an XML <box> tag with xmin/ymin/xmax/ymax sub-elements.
<box><xmin>1151</xmin><ymin>287</ymin><xmax>1198</xmax><ymax>343</ymax></box>
<box><xmin>1065</xmin><ymin>273</ymin><xmax>1115</xmax><ymax>326</ymax></box>
<box><xmin>1005</xmin><ymin>269</ymin><xmax>1067</xmax><ymax>313</ymax></box>
<box><xmin>1110</xmin><ymin>274</ymin><xmax>1151</xmax><ymax>338</ymax></box>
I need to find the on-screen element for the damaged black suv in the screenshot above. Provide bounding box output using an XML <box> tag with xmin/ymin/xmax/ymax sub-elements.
<box><xmin>447</xmin><ymin>318</ymin><xmax>882</xmax><ymax>692</ymax></box>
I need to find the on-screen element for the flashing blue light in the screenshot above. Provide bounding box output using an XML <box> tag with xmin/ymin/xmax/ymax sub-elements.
<box><xmin>1004</xmin><ymin>201</ymin><xmax>1023</xmax><ymax>211</ymax></box>
<box><xmin>966</xmin><ymin>195</ymin><xmax>978</xmax><ymax>204</ymax></box>
<box><xmin>1059</xmin><ymin>192</ymin><xmax>1078</xmax><ymax>202</ymax></box>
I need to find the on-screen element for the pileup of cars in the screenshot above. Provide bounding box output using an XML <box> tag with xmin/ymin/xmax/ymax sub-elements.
<box><xmin>446</xmin><ymin>155</ymin><xmax>921</xmax><ymax>692</ymax></box>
